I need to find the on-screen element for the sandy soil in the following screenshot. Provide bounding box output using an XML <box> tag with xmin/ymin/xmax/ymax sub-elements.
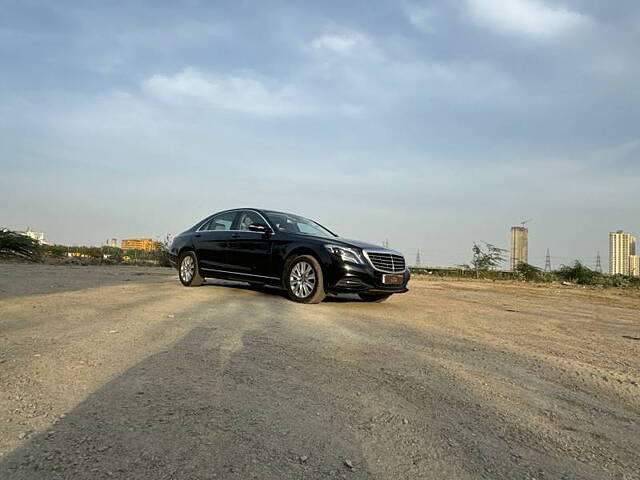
<box><xmin>0</xmin><ymin>263</ymin><xmax>638</xmax><ymax>479</ymax></box>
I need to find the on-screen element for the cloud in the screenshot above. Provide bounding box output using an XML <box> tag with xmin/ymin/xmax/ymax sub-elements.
<box><xmin>305</xmin><ymin>27</ymin><xmax>515</xmax><ymax>107</ymax></box>
<box><xmin>142</xmin><ymin>67</ymin><xmax>307</xmax><ymax>115</ymax></box>
<box><xmin>388</xmin><ymin>60</ymin><xmax>516</xmax><ymax>104</ymax></box>
<box><xmin>406</xmin><ymin>5</ymin><xmax>438</xmax><ymax>33</ymax></box>
<box><xmin>310</xmin><ymin>31</ymin><xmax>369</xmax><ymax>54</ymax></box>
<box><xmin>465</xmin><ymin>0</ymin><xmax>591</xmax><ymax>38</ymax></box>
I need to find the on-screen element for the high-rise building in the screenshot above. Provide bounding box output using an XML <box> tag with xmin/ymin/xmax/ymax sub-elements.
<box><xmin>510</xmin><ymin>226</ymin><xmax>528</xmax><ymax>270</ymax></box>
<box><xmin>121</xmin><ymin>238</ymin><xmax>162</xmax><ymax>251</ymax></box>
<box><xmin>630</xmin><ymin>255</ymin><xmax>640</xmax><ymax>278</ymax></box>
<box><xmin>609</xmin><ymin>231</ymin><xmax>636</xmax><ymax>275</ymax></box>
<box><xmin>110</xmin><ymin>238</ymin><xmax>117</xmax><ymax>248</ymax></box>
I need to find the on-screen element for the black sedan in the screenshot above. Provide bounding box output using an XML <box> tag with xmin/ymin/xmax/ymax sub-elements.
<box><xmin>169</xmin><ymin>208</ymin><xmax>410</xmax><ymax>304</ymax></box>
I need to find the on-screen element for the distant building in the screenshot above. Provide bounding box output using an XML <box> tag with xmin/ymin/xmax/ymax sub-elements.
<box><xmin>629</xmin><ymin>255</ymin><xmax>640</xmax><ymax>278</ymax></box>
<box><xmin>121</xmin><ymin>238</ymin><xmax>161</xmax><ymax>251</ymax></box>
<box><xmin>510</xmin><ymin>226</ymin><xmax>528</xmax><ymax>270</ymax></box>
<box><xmin>20</xmin><ymin>228</ymin><xmax>45</xmax><ymax>244</ymax></box>
<box><xmin>110</xmin><ymin>238</ymin><xmax>117</xmax><ymax>248</ymax></box>
<box><xmin>609</xmin><ymin>231</ymin><xmax>636</xmax><ymax>275</ymax></box>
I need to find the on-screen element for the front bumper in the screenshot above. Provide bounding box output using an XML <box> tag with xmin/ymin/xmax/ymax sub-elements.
<box><xmin>325</xmin><ymin>259</ymin><xmax>410</xmax><ymax>295</ymax></box>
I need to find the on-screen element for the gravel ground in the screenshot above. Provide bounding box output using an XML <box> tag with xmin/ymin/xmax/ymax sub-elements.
<box><xmin>0</xmin><ymin>263</ymin><xmax>639</xmax><ymax>479</ymax></box>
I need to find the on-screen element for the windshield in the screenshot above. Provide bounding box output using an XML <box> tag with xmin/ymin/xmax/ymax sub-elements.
<box><xmin>264</xmin><ymin>211</ymin><xmax>336</xmax><ymax>238</ymax></box>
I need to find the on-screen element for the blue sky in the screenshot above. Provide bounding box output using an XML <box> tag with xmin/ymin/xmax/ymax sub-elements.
<box><xmin>1</xmin><ymin>0</ymin><xmax>639</xmax><ymax>267</ymax></box>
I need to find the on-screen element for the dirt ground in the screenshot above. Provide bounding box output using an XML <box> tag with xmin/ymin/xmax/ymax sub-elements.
<box><xmin>0</xmin><ymin>263</ymin><xmax>639</xmax><ymax>479</ymax></box>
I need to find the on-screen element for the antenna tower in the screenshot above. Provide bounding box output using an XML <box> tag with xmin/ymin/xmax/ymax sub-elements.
<box><xmin>415</xmin><ymin>249</ymin><xmax>421</xmax><ymax>268</ymax></box>
<box><xmin>544</xmin><ymin>249</ymin><xmax>552</xmax><ymax>272</ymax></box>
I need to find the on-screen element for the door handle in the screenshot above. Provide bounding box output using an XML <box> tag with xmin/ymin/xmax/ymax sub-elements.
<box><xmin>231</xmin><ymin>233</ymin><xmax>240</xmax><ymax>239</ymax></box>
<box><xmin>195</xmin><ymin>233</ymin><xmax>201</xmax><ymax>238</ymax></box>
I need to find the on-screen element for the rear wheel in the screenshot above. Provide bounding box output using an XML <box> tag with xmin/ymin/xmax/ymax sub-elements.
<box><xmin>358</xmin><ymin>293</ymin><xmax>391</xmax><ymax>303</ymax></box>
<box><xmin>285</xmin><ymin>255</ymin><xmax>326</xmax><ymax>304</ymax></box>
<box><xmin>178</xmin><ymin>251</ymin><xmax>204</xmax><ymax>287</ymax></box>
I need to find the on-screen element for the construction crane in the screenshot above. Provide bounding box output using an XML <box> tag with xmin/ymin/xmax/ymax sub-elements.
<box><xmin>520</xmin><ymin>218</ymin><xmax>533</xmax><ymax>228</ymax></box>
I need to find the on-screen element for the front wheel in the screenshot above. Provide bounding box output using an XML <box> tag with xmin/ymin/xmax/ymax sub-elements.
<box><xmin>358</xmin><ymin>293</ymin><xmax>391</xmax><ymax>303</ymax></box>
<box><xmin>285</xmin><ymin>255</ymin><xmax>326</xmax><ymax>304</ymax></box>
<box><xmin>178</xmin><ymin>251</ymin><xmax>204</xmax><ymax>287</ymax></box>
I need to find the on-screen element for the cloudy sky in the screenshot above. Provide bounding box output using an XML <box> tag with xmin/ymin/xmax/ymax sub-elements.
<box><xmin>1</xmin><ymin>0</ymin><xmax>639</xmax><ymax>268</ymax></box>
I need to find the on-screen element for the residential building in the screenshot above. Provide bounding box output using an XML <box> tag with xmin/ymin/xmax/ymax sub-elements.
<box><xmin>630</xmin><ymin>255</ymin><xmax>640</xmax><ymax>278</ymax></box>
<box><xmin>609</xmin><ymin>231</ymin><xmax>636</xmax><ymax>275</ymax></box>
<box><xmin>121</xmin><ymin>238</ymin><xmax>161</xmax><ymax>251</ymax></box>
<box><xmin>20</xmin><ymin>228</ymin><xmax>45</xmax><ymax>244</ymax></box>
<box><xmin>510</xmin><ymin>226</ymin><xmax>528</xmax><ymax>270</ymax></box>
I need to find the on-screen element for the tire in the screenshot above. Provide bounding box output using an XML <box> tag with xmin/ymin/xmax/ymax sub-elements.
<box><xmin>178</xmin><ymin>251</ymin><xmax>204</xmax><ymax>287</ymax></box>
<box><xmin>284</xmin><ymin>255</ymin><xmax>326</xmax><ymax>304</ymax></box>
<box><xmin>358</xmin><ymin>293</ymin><xmax>392</xmax><ymax>303</ymax></box>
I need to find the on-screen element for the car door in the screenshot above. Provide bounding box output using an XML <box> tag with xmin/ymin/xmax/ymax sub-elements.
<box><xmin>193</xmin><ymin>211</ymin><xmax>238</xmax><ymax>272</ymax></box>
<box><xmin>226</xmin><ymin>210</ymin><xmax>274</xmax><ymax>278</ymax></box>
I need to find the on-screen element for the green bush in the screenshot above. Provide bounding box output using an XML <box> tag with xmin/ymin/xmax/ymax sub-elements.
<box><xmin>555</xmin><ymin>261</ymin><xmax>640</xmax><ymax>287</ymax></box>
<box><xmin>0</xmin><ymin>229</ymin><xmax>43</xmax><ymax>260</ymax></box>
<box><xmin>556</xmin><ymin>261</ymin><xmax>600</xmax><ymax>285</ymax></box>
<box><xmin>156</xmin><ymin>234</ymin><xmax>173</xmax><ymax>267</ymax></box>
<box><xmin>600</xmin><ymin>274</ymin><xmax>640</xmax><ymax>288</ymax></box>
<box><xmin>514</xmin><ymin>262</ymin><xmax>545</xmax><ymax>282</ymax></box>
<box><xmin>410</xmin><ymin>261</ymin><xmax>640</xmax><ymax>289</ymax></box>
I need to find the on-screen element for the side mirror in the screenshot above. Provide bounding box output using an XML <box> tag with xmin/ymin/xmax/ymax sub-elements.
<box><xmin>248</xmin><ymin>223</ymin><xmax>272</xmax><ymax>234</ymax></box>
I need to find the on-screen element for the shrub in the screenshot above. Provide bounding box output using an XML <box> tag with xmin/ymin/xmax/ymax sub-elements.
<box><xmin>555</xmin><ymin>261</ymin><xmax>640</xmax><ymax>288</ymax></box>
<box><xmin>514</xmin><ymin>262</ymin><xmax>547</xmax><ymax>282</ymax></box>
<box><xmin>556</xmin><ymin>261</ymin><xmax>600</xmax><ymax>285</ymax></box>
<box><xmin>155</xmin><ymin>234</ymin><xmax>173</xmax><ymax>267</ymax></box>
<box><xmin>0</xmin><ymin>229</ymin><xmax>43</xmax><ymax>260</ymax></box>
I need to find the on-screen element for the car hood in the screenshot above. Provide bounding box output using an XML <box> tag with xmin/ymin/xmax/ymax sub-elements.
<box><xmin>290</xmin><ymin>233</ymin><xmax>403</xmax><ymax>256</ymax></box>
<box><xmin>328</xmin><ymin>237</ymin><xmax>403</xmax><ymax>255</ymax></box>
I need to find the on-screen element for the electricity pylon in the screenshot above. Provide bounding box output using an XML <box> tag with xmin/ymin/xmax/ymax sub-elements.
<box><xmin>544</xmin><ymin>249</ymin><xmax>552</xmax><ymax>272</ymax></box>
<box><xmin>595</xmin><ymin>252</ymin><xmax>602</xmax><ymax>273</ymax></box>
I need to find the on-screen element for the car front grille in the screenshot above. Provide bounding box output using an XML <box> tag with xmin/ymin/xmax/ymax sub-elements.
<box><xmin>364</xmin><ymin>251</ymin><xmax>406</xmax><ymax>273</ymax></box>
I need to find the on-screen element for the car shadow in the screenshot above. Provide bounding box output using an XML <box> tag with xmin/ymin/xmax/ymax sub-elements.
<box><xmin>0</xmin><ymin>323</ymin><xmax>373</xmax><ymax>479</ymax></box>
<box><xmin>202</xmin><ymin>279</ymin><xmax>365</xmax><ymax>303</ymax></box>
<box><xmin>0</xmin><ymin>263</ymin><xmax>174</xmax><ymax>301</ymax></box>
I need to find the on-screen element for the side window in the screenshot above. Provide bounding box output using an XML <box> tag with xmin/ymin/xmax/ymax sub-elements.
<box><xmin>268</xmin><ymin>214</ymin><xmax>288</xmax><ymax>232</ymax></box>
<box><xmin>198</xmin><ymin>219</ymin><xmax>213</xmax><ymax>231</ymax></box>
<box><xmin>201</xmin><ymin>211</ymin><xmax>236</xmax><ymax>231</ymax></box>
<box><xmin>237</xmin><ymin>211</ymin><xmax>264</xmax><ymax>231</ymax></box>
<box><xmin>297</xmin><ymin>223</ymin><xmax>317</xmax><ymax>235</ymax></box>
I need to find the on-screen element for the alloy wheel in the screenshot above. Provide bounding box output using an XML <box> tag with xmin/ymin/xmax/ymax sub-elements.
<box><xmin>180</xmin><ymin>255</ymin><xmax>195</xmax><ymax>283</ymax></box>
<box><xmin>289</xmin><ymin>261</ymin><xmax>316</xmax><ymax>298</ymax></box>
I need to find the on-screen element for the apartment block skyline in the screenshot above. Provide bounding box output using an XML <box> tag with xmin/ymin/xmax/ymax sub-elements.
<box><xmin>609</xmin><ymin>230</ymin><xmax>637</xmax><ymax>276</ymax></box>
<box><xmin>121</xmin><ymin>238</ymin><xmax>162</xmax><ymax>251</ymax></box>
<box><xmin>510</xmin><ymin>226</ymin><xmax>528</xmax><ymax>270</ymax></box>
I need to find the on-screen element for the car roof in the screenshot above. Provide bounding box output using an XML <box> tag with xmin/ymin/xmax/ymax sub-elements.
<box><xmin>221</xmin><ymin>208</ymin><xmax>299</xmax><ymax>217</ymax></box>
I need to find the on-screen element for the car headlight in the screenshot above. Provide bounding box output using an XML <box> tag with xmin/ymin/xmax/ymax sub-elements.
<box><xmin>325</xmin><ymin>245</ymin><xmax>364</xmax><ymax>264</ymax></box>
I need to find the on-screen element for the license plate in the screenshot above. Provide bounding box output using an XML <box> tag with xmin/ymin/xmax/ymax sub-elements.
<box><xmin>382</xmin><ymin>274</ymin><xmax>403</xmax><ymax>285</ymax></box>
